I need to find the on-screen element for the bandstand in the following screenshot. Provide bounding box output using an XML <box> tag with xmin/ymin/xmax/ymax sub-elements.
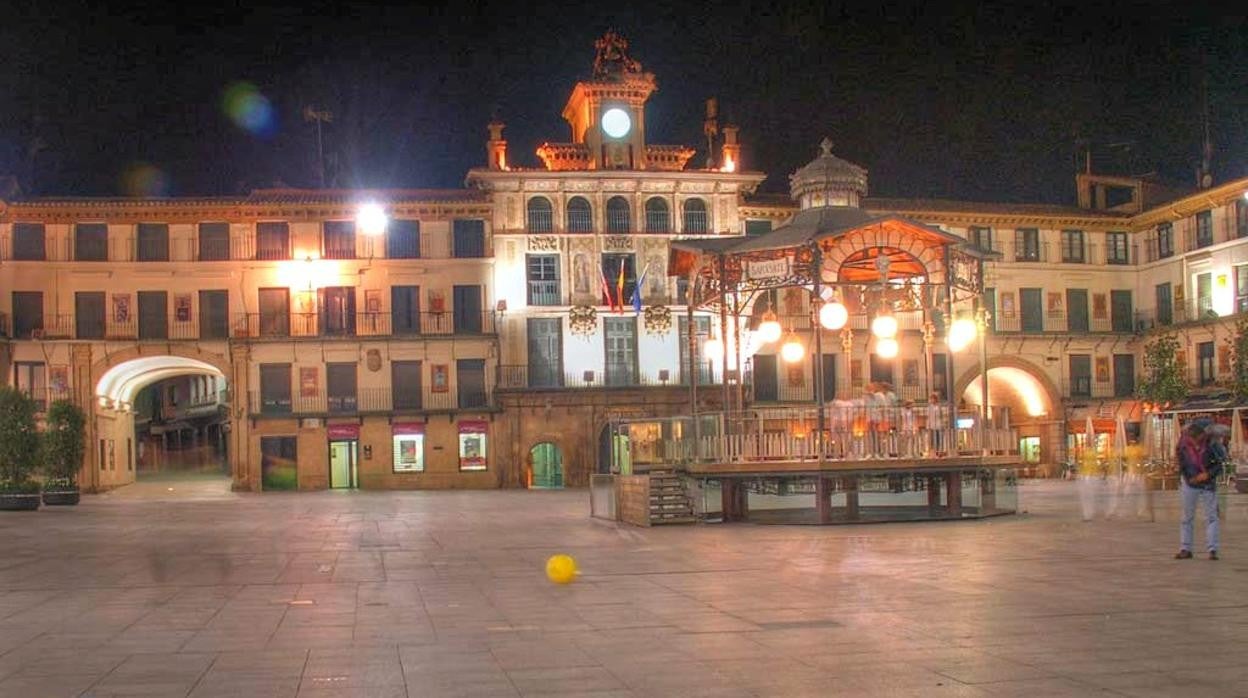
<box><xmin>604</xmin><ymin>140</ymin><xmax>1022</xmax><ymax>524</ymax></box>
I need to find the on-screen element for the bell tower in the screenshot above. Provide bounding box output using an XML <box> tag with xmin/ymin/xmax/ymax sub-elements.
<box><xmin>560</xmin><ymin>31</ymin><xmax>656</xmax><ymax>170</ymax></box>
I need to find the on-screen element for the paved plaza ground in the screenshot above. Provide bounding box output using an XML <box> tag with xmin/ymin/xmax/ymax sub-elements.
<box><xmin>0</xmin><ymin>476</ymin><xmax>1246</xmax><ymax>697</ymax></box>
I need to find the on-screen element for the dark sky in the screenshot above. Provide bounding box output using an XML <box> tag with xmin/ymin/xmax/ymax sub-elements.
<box><xmin>1</xmin><ymin>1</ymin><xmax>1244</xmax><ymax>203</ymax></box>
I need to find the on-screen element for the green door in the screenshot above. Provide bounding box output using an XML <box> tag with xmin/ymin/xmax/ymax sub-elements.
<box><xmin>1110</xmin><ymin>290</ymin><xmax>1134</xmax><ymax>332</ymax></box>
<box><xmin>1021</xmin><ymin>289</ymin><xmax>1043</xmax><ymax>332</ymax></box>
<box><xmin>530</xmin><ymin>443</ymin><xmax>563</xmax><ymax>489</ymax></box>
<box><xmin>1066</xmin><ymin>289</ymin><xmax>1088</xmax><ymax>333</ymax></box>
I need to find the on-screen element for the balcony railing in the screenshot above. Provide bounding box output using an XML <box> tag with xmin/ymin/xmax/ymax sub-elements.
<box><xmin>496</xmin><ymin>364</ymin><xmax>727</xmax><ymax>390</ymax></box>
<box><xmin>247</xmin><ymin>386</ymin><xmax>493</xmax><ymax>416</ymax></box>
<box><xmin>231</xmin><ymin>311</ymin><xmax>496</xmax><ymax>339</ymax></box>
<box><xmin>527</xmin><ymin>280</ymin><xmax>561</xmax><ymax>306</ymax></box>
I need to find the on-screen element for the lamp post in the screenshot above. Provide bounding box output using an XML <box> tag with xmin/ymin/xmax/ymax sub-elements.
<box><xmin>976</xmin><ymin>306</ymin><xmax>991</xmax><ymax>455</ymax></box>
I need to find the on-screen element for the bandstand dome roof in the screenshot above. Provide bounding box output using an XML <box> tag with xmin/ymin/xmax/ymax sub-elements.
<box><xmin>789</xmin><ymin>137</ymin><xmax>869</xmax><ymax>208</ymax></box>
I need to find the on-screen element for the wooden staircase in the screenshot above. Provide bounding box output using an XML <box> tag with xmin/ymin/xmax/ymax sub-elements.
<box><xmin>648</xmin><ymin>470</ymin><xmax>696</xmax><ymax>525</ymax></box>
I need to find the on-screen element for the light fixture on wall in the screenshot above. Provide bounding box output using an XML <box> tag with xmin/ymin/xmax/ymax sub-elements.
<box><xmin>356</xmin><ymin>203</ymin><xmax>388</xmax><ymax>236</ymax></box>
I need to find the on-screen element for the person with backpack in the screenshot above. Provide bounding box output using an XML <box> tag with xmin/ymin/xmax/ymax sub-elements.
<box><xmin>1175</xmin><ymin>419</ymin><xmax>1222</xmax><ymax>560</ymax></box>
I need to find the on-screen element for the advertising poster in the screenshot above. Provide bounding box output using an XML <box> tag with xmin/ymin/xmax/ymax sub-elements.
<box><xmin>300</xmin><ymin>367</ymin><xmax>318</xmax><ymax>397</ymax></box>
<box><xmin>458</xmin><ymin>420</ymin><xmax>488</xmax><ymax>471</ymax></box>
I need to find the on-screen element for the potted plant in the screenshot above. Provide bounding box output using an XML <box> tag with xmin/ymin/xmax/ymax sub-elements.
<box><xmin>41</xmin><ymin>400</ymin><xmax>85</xmax><ymax>506</ymax></box>
<box><xmin>0</xmin><ymin>387</ymin><xmax>41</xmax><ymax>511</ymax></box>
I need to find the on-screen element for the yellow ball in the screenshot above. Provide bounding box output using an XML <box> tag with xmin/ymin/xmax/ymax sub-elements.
<box><xmin>545</xmin><ymin>554</ymin><xmax>578</xmax><ymax>584</ymax></box>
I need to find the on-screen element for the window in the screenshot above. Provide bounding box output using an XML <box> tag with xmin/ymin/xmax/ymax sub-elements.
<box><xmin>391</xmin><ymin>285</ymin><xmax>421</xmax><ymax>335</ymax></box>
<box><xmin>391</xmin><ymin>424</ymin><xmax>424</xmax><ymax>473</ymax></box>
<box><xmin>392</xmin><ymin>360</ymin><xmax>423</xmax><ymax>410</ymax></box>
<box><xmin>526</xmin><ymin>254</ymin><xmax>560</xmax><ymax>306</ymax></box>
<box><xmin>14</xmin><ymin>362</ymin><xmax>47</xmax><ymax>411</ymax></box>
<box><xmin>74</xmin><ymin>223</ymin><xmax>108</xmax><ymax>261</ymax></box>
<box><xmin>12</xmin><ymin>223</ymin><xmax>45</xmax><ymax>260</ymax></box>
<box><xmin>260</xmin><ymin>437</ymin><xmax>297</xmax><ymax>490</ymax></box>
<box><xmin>527</xmin><ymin>318</ymin><xmax>563</xmax><ymax>387</ymax></box>
<box><xmin>387</xmin><ymin>220</ymin><xmax>420</xmax><ymax>258</ymax></box>
<box><xmin>255</xmin><ymin>222</ymin><xmax>290</xmax><ymax>260</ymax></box>
<box><xmin>452</xmin><ymin>285</ymin><xmax>483</xmax><ymax>333</ymax></box>
<box><xmin>1157</xmin><ymin>223</ymin><xmax>1174</xmax><ymax>259</ymax></box>
<box><xmin>456</xmin><ymin>359</ymin><xmax>487</xmax><ymax>408</ymax></box>
<box><xmin>745</xmin><ymin>219</ymin><xmax>772</xmax><ymax>237</ymax></box>
<box><xmin>566</xmin><ymin>196</ymin><xmax>592</xmax><ymax>233</ymax></box>
<box><xmin>258</xmin><ymin>288</ymin><xmax>290</xmax><ymax>337</ymax></box>
<box><xmin>318</xmin><ymin>287</ymin><xmax>356</xmax><ymax>336</ymax></box>
<box><xmin>1105</xmin><ymin>232</ymin><xmax>1129</xmax><ymax>264</ymax></box>
<box><xmin>969</xmin><ymin>226</ymin><xmax>993</xmax><ymax>252</ymax></box>
<box><xmin>679</xmin><ymin>315</ymin><xmax>712</xmax><ymax>385</ymax></box>
<box><xmin>1196</xmin><ymin>272</ymin><xmax>1212</xmax><ymax>318</ymax></box>
<box><xmin>683</xmin><ymin>198</ymin><xmax>708</xmax><ymax>233</ymax></box>
<box><xmin>452</xmin><ymin>219</ymin><xmax>486</xmax><ymax>258</ymax></box>
<box><xmin>1238</xmin><ymin>200</ymin><xmax>1248</xmax><ymax>239</ymax></box>
<box><xmin>258</xmin><ymin>364</ymin><xmax>292</xmax><ymax>414</ymax></box>
<box><xmin>1195</xmin><ymin>210</ymin><xmax>1213</xmax><ymax>248</ymax></box>
<box><xmin>136</xmin><ymin>223</ymin><xmax>169</xmax><ymax>261</ymax></box>
<box><xmin>198</xmin><ymin>223</ymin><xmax>230</xmax><ymax>261</ymax></box>
<box><xmin>326</xmin><ymin>363</ymin><xmax>357</xmax><ymax>413</ymax></box>
<box><xmin>1061</xmin><ymin>229</ymin><xmax>1085</xmax><ymax>263</ymax></box>
<box><xmin>1198</xmin><ymin>341</ymin><xmax>1215</xmax><ymax>386</ymax></box>
<box><xmin>1069</xmin><ymin>355</ymin><xmax>1091</xmax><ymax>398</ymax></box>
<box><xmin>322</xmin><ymin>221</ymin><xmax>356</xmax><ymax>259</ymax></box>
<box><xmin>76</xmin><ymin>292</ymin><xmax>105</xmax><ymax>339</ymax></box>
<box><xmin>12</xmin><ymin>291</ymin><xmax>43</xmax><ymax>339</ymax></box>
<box><xmin>1155</xmin><ymin>283</ymin><xmax>1173</xmax><ymax>326</ymax></box>
<box><xmin>752</xmin><ymin>354</ymin><xmax>778</xmax><ymax>401</ymax></box>
<box><xmin>604</xmin><ymin>316</ymin><xmax>638</xmax><ymax>386</ymax></box>
<box><xmin>199</xmin><ymin>290</ymin><xmax>229</xmax><ymax>340</ymax></box>
<box><xmin>644</xmin><ymin>197</ymin><xmax>670</xmax><ymax>233</ymax></box>
<box><xmin>526</xmin><ymin>197</ymin><xmax>553</xmax><ymax>233</ymax></box>
<box><xmin>606</xmin><ymin>196</ymin><xmax>631</xmax><ymax>233</ymax></box>
<box><xmin>1113</xmin><ymin>354</ymin><xmax>1135</xmax><ymax>398</ymax></box>
<box><xmin>1014</xmin><ymin>228</ymin><xmax>1040</xmax><ymax>261</ymax></box>
<box><xmin>1237</xmin><ymin>266</ymin><xmax>1248</xmax><ymax>313</ymax></box>
<box><xmin>601</xmin><ymin>253</ymin><xmax>636</xmax><ymax>308</ymax></box>
<box><xmin>138</xmin><ymin>291</ymin><xmax>168</xmax><ymax>339</ymax></box>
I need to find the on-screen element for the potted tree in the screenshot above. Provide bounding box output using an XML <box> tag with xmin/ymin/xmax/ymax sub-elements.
<box><xmin>0</xmin><ymin>386</ymin><xmax>41</xmax><ymax>511</ymax></box>
<box><xmin>42</xmin><ymin>400</ymin><xmax>85</xmax><ymax>506</ymax></box>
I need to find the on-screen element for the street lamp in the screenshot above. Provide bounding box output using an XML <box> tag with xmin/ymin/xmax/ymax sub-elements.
<box><xmin>871</xmin><ymin>310</ymin><xmax>898</xmax><ymax>339</ymax></box>
<box><xmin>947</xmin><ymin>317</ymin><xmax>978</xmax><ymax>352</ymax></box>
<box><xmin>757</xmin><ymin>308</ymin><xmax>782</xmax><ymax>344</ymax></box>
<box><xmin>819</xmin><ymin>299</ymin><xmax>848</xmax><ymax>330</ymax></box>
<box><xmin>875</xmin><ymin>336</ymin><xmax>899</xmax><ymax>359</ymax></box>
<box><xmin>703</xmin><ymin>337</ymin><xmax>724</xmax><ymax>362</ymax></box>
<box><xmin>357</xmin><ymin>203</ymin><xmax>388</xmax><ymax>236</ymax></box>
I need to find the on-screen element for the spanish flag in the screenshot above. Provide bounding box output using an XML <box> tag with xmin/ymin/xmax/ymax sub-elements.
<box><xmin>616</xmin><ymin>258</ymin><xmax>626</xmax><ymax>314</ymax></box>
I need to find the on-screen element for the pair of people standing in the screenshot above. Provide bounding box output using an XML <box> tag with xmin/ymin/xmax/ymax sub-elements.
<box><xmin>1174</xmin><ymin>419</ymin><xmax>1225</xmax><ymax>560</ymax></box>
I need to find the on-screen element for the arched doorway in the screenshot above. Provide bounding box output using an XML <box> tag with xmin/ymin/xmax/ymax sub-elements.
<box><xmin>959</xmin><ymin>362</ymin><xmax>1060</xmax><ymax>470</ymax></box>
<box><xmin>93</xmin><ymin>354</ymin><xmax>231</xmax><ymax>490</ymax></box>
<box><xmin>529</xmin><ymin>442</ymin><xmax>563</xmax><ymax>488</ymax></box>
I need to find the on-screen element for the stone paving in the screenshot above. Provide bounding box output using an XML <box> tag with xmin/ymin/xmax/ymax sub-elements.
<box><xmin>0</xmin><ymin>476</ymin><xmax>1246</xmax><ymax>697</ymax></box>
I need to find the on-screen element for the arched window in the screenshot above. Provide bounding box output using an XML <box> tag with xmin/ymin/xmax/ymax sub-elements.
<box><xmin>606</xmin><ymin>196</ymin><xmax>631</xmax><ymax>234</ymax></box>
<box><xmin>683</xmin><ymin>198</ymin><xmax>708</xmax><ymax>233</ymax></box>
<box><xmin>644</xmin><ymin>197</ymin><xmax>670</xmax><ymax>233</ymax></box>
<box><xmin>526</xmin><ymin>196</ymin><xmax>553</xmax><ymax>233</ymax></box>
<box><xmin>566</xmin><ymin>196</ymin><xmax>592</xmax><ymax>233</ymax></box>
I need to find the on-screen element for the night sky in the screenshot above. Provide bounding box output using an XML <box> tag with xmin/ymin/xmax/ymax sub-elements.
<box><xmin>1</xmin><ymin>1</ymin><xmax>1244</xmax><ymax>203</ymax></box>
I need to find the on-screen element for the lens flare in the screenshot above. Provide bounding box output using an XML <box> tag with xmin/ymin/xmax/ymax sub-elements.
<box><xmin>222</xmin><ymin>82</ymin><xmax>277</xmax><ymax>137</ymax></box>
<box><xmin>120</xmin><ymin>163</ymin><xmax>170</xmax><ymax>197</ymax></box>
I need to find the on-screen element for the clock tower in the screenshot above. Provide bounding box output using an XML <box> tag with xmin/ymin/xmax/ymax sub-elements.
<box><xmin>558</xmin><ymin>31</ymin><xmax>656</xmax><ymax>170</ymax></box>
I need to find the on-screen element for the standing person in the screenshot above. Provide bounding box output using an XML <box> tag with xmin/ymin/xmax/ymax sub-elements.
<box><xmin>1175</xmin><ymin>420</ymin><xmax>1222</xmax><ymax>560</ymax></box>
<box><xmin>925</xmin><ymin>392</ymin><xmax>946</xmax><ymax>456</ymax></box>
<box><xmin>900</xmin><ymin>400</ymin><xmax>917</xmax><ymax>458</ymax></box>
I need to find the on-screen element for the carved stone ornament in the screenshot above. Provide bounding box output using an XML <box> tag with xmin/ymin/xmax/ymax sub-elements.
<box><xmin>527</xmin><ymin>236</ymin><xmax>559</xmax><ymax>252</ymax></box>
<box><xmin>569</xmin><ymin>305</ymin><xmax>598</xmax><ymax>337</ymax></box>
<box><xmin>603</xmin><ymin>235</ymin><xmax>634</xmax><ymax>251</ymax></box>
<box><xmin>643</xmin><ymin>305</ymin><xmax>672</xmax><ymax>336</ymax></box>
<box><xmin>366</xmin><ymin>350</ymin><xmax>382</xmax><ymax>372</ymax></box>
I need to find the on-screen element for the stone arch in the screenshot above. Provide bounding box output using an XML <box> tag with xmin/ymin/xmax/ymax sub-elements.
<box><xmin>90</xmin><ymin>344</ymin><xmax>231</xmax><ymax>397</ymax></box>
<box><xmin>953</xmin><ymin>355</ymin><xmax>1061</xmax><ymax>419</ymax></box>
<box><xmin>526</xmin><ymin>439</ymin><xmax>564</xmax><ymax>488</ymax></box>
<box><xmin>821</xmin><ymin>224</ymin><xmax>945</xmax><ymax>284</ymax></box>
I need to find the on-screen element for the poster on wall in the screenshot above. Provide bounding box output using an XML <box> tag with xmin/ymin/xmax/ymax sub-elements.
<box><xmin>431</xmin><ymin>364</ymin><xmax>449</xmax><ymax>393</ymax></box>
<box><xmin>1047</xmin><ymin>292</ymin><xmax>1064</xmax><ymax>317</ymax></box>
<box><xmin>1092</xmin><ymin>293</ymin><xmax>1108</xmax><ymax>320</ymax></box>
<box><xmin>1000</xmin><ymin>292</ymin><xmax>1016</xmax><ymax>318</ymax></box>
<box><xmin>787</xmin><ymin>364</ymin><xmax>803</xmax><ymax>387</ymax></box>
<box><xmin>365</xmin><ymin>289</ymin><xmax>382</xmax><ymax>314</ymax></box>
<box><xmin>458</xmin><ymin>420</ymin><xmax>488</xmax><ymax>471</ymax></box>
<box><xmin>113</xmin><ymin>294</ymin><xmax>131</xmax><ymax>323</ymax></box>
<box><xmin>49</xmin><ymin>366</ymin><xmax>69</xmax><ymax>393</ymax></box>
<box><xmin>300</xmin><ymin>367</ymin><xmax>318</xmax><ymax>397</ymax></box>
<box><xmin>428</xmin><ymin>290</ymin><xmax>446</xmax><ymax>314</ymax></box>
<box><xmin>1095</xmin><ymin>357</ymin><xmax>1110</xmax><ymax>383</ymax></box>
<box><xmin>174</xmin><ymin>294</ymin><xmax>193</xmax><ymax>322</ymax></box>
<box><xmin>903</xmin><ymin>360</ymin><xmax>919</xmax><ymax>387</ymax></box>
<box><xmin>392</xmin><ymin>422</ymin><xmax>425</xmax><ymax>473</ymax></box>
<box><xmin>1219</xmin><ymin>345</ymin><xmax>1231</xmax><ymax>373</ymax></box>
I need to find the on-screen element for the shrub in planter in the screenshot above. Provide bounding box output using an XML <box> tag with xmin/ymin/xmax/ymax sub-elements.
<box><xmin>0</xmin><ymin>387</ymin><xmax>41</xmax><ymax>511</ymax></box>
<box><xmin>42</xmin><ymin>400</ymin><xmax>86</xmax><ymax>506</ymax></box>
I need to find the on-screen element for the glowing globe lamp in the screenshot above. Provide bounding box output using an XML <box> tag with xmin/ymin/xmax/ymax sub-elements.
<box><xmin>703</xmin><ymin>337</ymin><xmax>724</xmax><ymax>362</ymax></box>
<box><xmin>871</xmin><ymin>313</ymin><xmax>898</xmax><ymax>339</ymax></box>
<box><xmin>357</xmin><ymin>203</ymin><xmax>388</xmax><ymax>236</ymax></box>
<box><xmin>947</xmin><ymin>318</ymin><xmax>978</xmax><ymax>352</ymax></box>
<box><xmin>757</xmin><ymin>311</ymin><xmax>783</xmax><ymax>344</ymax></box>
<box><xmin>601</xmin><ymin>108</ymin><xmax>632</xmax><ymax>138</ymax></box>
<box><xmin>780</xmin><ymin>334</ymin><xmax>805</xmax><ymax>363</ymax></box>
<box><xmin>875</xmin><ymin>337</ymin><xmax>899</xmax><ymax>359</ymax></box>
<box><xmin>819</xmin><ymin>301</ymin><xmax>848</xmax><ymax>330</ymax></box>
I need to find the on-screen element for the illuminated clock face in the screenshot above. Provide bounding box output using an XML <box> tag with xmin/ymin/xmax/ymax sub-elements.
<box><xmin>601</xmin><ymin>108</ymin><xmax>631</xmax><ymax>139</ymax></box>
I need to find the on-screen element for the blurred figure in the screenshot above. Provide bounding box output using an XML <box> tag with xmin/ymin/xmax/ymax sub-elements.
<box><xmin>900</xmin><ymin>400</ymin><xmax>917</xmax><ymax>458</ymax></box>
<box><xmin>1176</xmin><ymin>419</ymin><xmax>1222</xmax><ymax>560</ymax></box>
<box><xmin>925</xmin><ymin>392</ymin><xmax>946</xmax><ymax>456</ymax></box>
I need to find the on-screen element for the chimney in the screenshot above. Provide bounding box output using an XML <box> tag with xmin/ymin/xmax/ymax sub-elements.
<box><xmin>703</xmin><ymin>98</ymin><xmax>719</xmax><ymax>169</ymax></box>
<box><xmin>486</xmin><ymin>118</ymin><xmax>508</xmax><ymax>171</ymax></box>
<box><xmin>720</xmin><ymin>125</ymin><xmax>740</xmax><ymax>173</ymax></box>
